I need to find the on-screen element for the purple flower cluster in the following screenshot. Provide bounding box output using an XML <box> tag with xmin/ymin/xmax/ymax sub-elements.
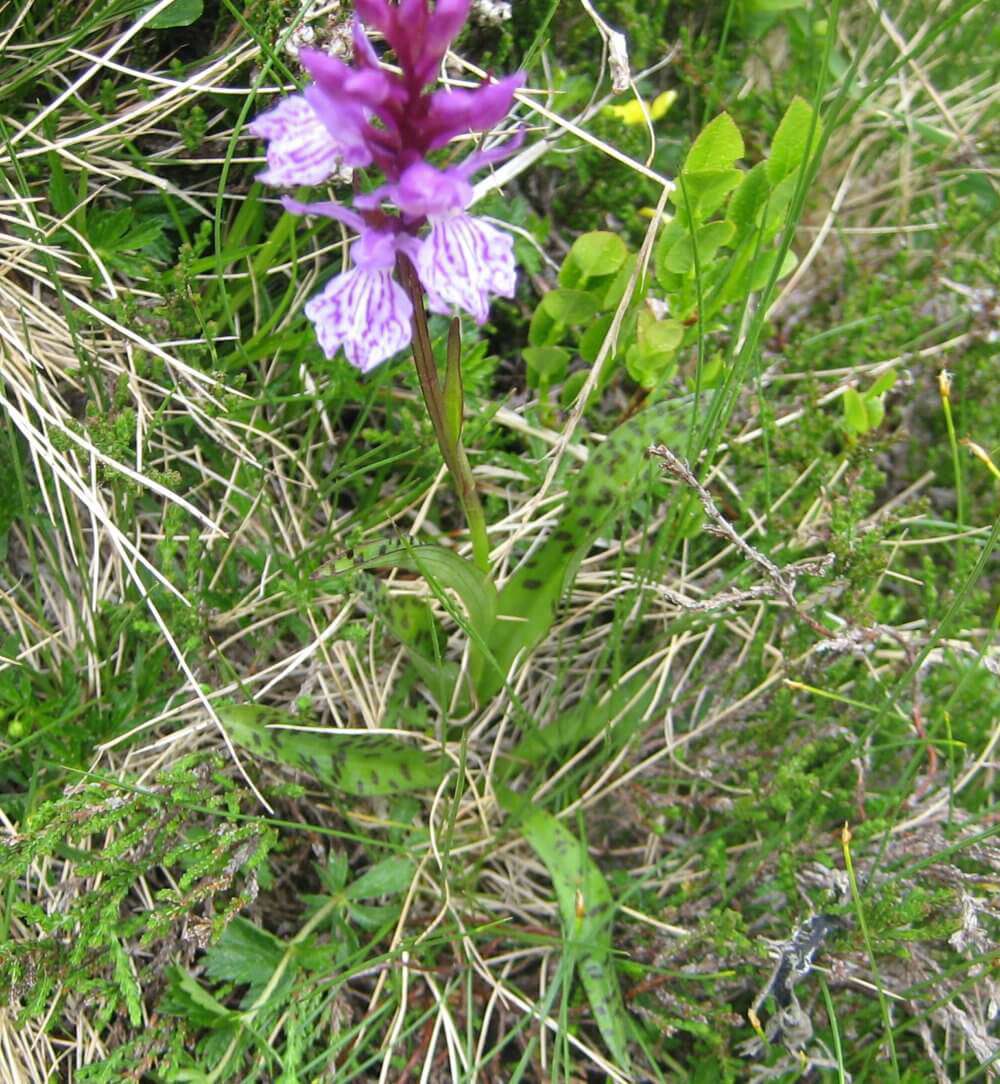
<box><xmin>249</xmin><ymin>0</ymin><xmax>524</xmax><ymax>372</ymax></box>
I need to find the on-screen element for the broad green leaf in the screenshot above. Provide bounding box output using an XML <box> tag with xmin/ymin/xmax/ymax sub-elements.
<box><xmin>500</xmin><ymin>796</ymin><xmax>630</xmax><ymax>1069</ymax></box>
<box><xmin>345</xmin><ymin>857</ymin><xmax>415</xmax><ymax>900</ymax></box>
<box><xmin>868</xmin><ymin>369</ymin><xmax>898</xmax><ymax>397</ymax></box>
<box><xmin>559</xmin><ymin>369</ymin><xmax>590</xmax><ymax>409</ymax></box>
<box><xmin>144</xmin><ymin>0</ymin><xmax>203</xmax><ymax>28</ymax></box>
<box><xmin>565</xmin><ymin>231</ymin><xmax>628</xmax><ymax>280</ymax></box>
<box><xmin>627</xmin><ymin>311</ymin><xmax>684</xmax><ymax>389</ymax></box>
<box><xmin>599</xmin><ymin>253</ymin><xmax>638</xmax><ymax>310</ymax></box>
<box><xmin>578</xmin><ymin>314</ymin><xmax>615</xmax><ymax>363</ymax></box>
<box><xmin>766</xmin><ymin>96</ymin><xmax>824</xmax><ymax>185</ymax></box>
<box><xmin>662</xmin><ymin>220</ymin><xmax>736</xmax><ymax>274</ymax></box>
<box><xmin>842</xmin><ymin>387</ymin><xmax>869</xmax><ymax>435</ymax></box>
<box><xmin>748</xmin><ymin>247</ymin><xmax>798</xmax><ymax>291</ymax></box>
<box><xmin>684</xmin><ymin>112</ymin><xmax>744</xmax><ymax>173</ymax></box>
<box><xmin>222</xmin><ymin>706</ymin><xmax>448</xmax><ymax>797</ymax></box>
<box><xmin>654</xmin><ymin>217</ymin><xmax>693</xmax><ymax>292</ymax></box>
<box><xmin>727</xmin><ymin>162</ymin><xmax>771</xmax><ymax>233</ymax></box>
<box><xmin>359</xmin><ymin>543</ymin><xmax>497</xmax><ymax>642</ymax></box>
<box><xmin>699</xmin><ymin>354</ymin><xmax>726</xmax><ymax>389</ymax></box>
<box><xmin>637</xmin><ymin>311</ymin><xmax>684</xmax><ymax>355</ymax></box>
<box><xmin>760</xmin><ymin>171</ymin><xmax>800</xmax><ymax>240</ymax></box>
<box><xmin>345</xmin><ymin>901</ymin><xmax>401</xmax><ymax>930</ymax></box>
<box><xmin>528</xmin><ymin>304</ymin><xmax>564</xmax><ymax>347</ymax></box>
<box><xmin>523</xmin><ymin>345</ymin><xmax>571</xmax><ymax>379</ymax></box>
<box><xmin>865</xmin><ymin>396</ymin><xmax>885</xmax><ymax>429</ymax></box>
<box><xmin>673</xmin><ymin>169</ymin><xmax>743</xmax><ymax>223</ymax></box>
<box><xmin>541</xmin><ymin>288</ymin><xmax>600</xmax><ymax>325</ymax></box>
<box><xmin>473</xmin><ymin>397</ymin><xmax>700</xmax><ymax>701</ymax></box>
<box><xmin>625</xmin><ymin>343</ymin><xmax>677</xmax><ymax>389</ymax></box>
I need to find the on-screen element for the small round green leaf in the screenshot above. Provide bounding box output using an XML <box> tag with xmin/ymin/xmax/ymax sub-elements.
<box><xmin>541</xmin><ymin>289</ymin><xmax>600</xmax><ymax>325</ymax></box>
<box><xmin>568</xmin><ymin>231</ymin><xmax>628</xmax><ymax>279</ymax></box>
<box><xmin>523</xmin><ymin>345</ymin><xmax>571</xmax><ymax>378</ymax></box>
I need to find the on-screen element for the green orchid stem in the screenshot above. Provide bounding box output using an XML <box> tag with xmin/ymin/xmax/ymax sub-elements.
<box><xmin>397</xmin><ymin>253</ymin><xmax>491</xmax><ymax>573</ymax></box>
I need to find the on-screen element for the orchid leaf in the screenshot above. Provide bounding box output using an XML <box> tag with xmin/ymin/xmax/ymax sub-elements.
<box><xmin>473</xmin><ymin>397</ymin><xmax>699</xmax><ymax>701</ymax></box>
<box><xmin>221</xmin><ymin>706</ymin><xmax>448</xmax><ymax>797</ymax></box>
<box><xmin>499</xmin><ymin>792</ymin><xmax>630</xmax><ymax>1069</ymax></box>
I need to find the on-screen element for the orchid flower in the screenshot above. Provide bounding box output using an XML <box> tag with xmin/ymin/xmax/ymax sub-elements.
<box><xmin>250</xmin><ymin>0</ymin><xmax>524</xmax><ymax>372</ymax></box>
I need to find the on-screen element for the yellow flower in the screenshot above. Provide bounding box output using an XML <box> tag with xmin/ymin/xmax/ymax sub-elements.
<box><xmin>604</xmin><ymin>89</ymin><xmax>677</xmax><ymax>127</ymax></box>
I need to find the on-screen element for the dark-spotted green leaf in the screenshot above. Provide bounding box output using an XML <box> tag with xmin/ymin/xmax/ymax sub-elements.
<box><xmin>360</xmin><ymin>543</ymin><xmax>496</xmax><ymax>643</ymax></box>
<box><xmin>221</xmin><ymin>706</ymin><xmax>448</xmax><ymax>796</ymax></box>
<box><xmin>504</xmin><ymin>671</ymin><xmax>656</xmax><ymax>772</ymax></box>
<box><xmin>500</xmin><ymin>793</ymin><xmax>630</xmax><ymax>1069</ymax></box>
<box><xmin>473</xmin><ymin>397</ymin><xmax>700</xmax><ymax>701</ymax></box>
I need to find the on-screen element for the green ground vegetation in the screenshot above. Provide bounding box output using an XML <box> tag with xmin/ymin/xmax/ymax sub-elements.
<box><xmin>0</xmin><ymin>0</ymin><xmax>998</xmax><ymax>1080</ymax></box>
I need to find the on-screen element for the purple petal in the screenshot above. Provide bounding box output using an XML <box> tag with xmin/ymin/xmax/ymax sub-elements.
<box><xmin>411</xmin><ymin>0</ymin><xmax>471</xmax><ymax>84</ymax></box>
<box><xmin>415</xmin><ymin>213</ymin><xmax>515</xmax><ymax>324</ymax></box>
<box><xmin>298</xmin><ymin>48</ymin><xmax>398</xmax><ymax>167</ymax></box>
<box><xmin>352</xmin><ymin>16</ymin><xmax>381</xmax><ymax>69</ymax></box>
<box><xmin>423</xmin><ymin>73</ymin><xmax>526</xmax><ymax>149</ymax></box>
<box><xmin>298</xmin><ymin>47</ymin><xmax>354</xmax><ymax>89</ymax></box>
<box><xmin>248</xmin><ymin>95</ymin><xmax>345</xmax><ymax>187</ymax></box>
<box><xmin>381</xmin><ymin>161</ymin><xmax>471</xmax><ymax>217</ymax></box>
<box><xmin>356</xmin><ymin>0</ymin><xmax>425</xmax><ymax>83</ymax></box>
<box><xmin>280</xmin><ymin>196</ymin><xmax>365</xmax><ymax>232</ymax></box>
<box><xmin>425</xmin><ymin>0</ymin><xmax>470</xmax><ymax>52</ymax></box>
<box><xmin>354</xmin><ymin>0</ymin><xmax>394</xmax><ymax>36</ymax></box>
<box><xmin>303</xmin><ymin>86</ymin><xmax>373</xmax><ymax>168</ymax></box>
<box><xmin>453</xmin><ymin>127</ymin><xmax>526</xmax><ymax>180</ymax></box>
<box><xmin>304</xmin><ymin>267</ymin><xmax>413</xmax><ymax>372</ymax></box>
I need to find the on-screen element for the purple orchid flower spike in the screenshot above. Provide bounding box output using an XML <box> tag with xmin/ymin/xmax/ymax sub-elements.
<box><xmin>249</xmin><ymin>0</ymin><xmax>525</xmax><ymax>372</ymax></box>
